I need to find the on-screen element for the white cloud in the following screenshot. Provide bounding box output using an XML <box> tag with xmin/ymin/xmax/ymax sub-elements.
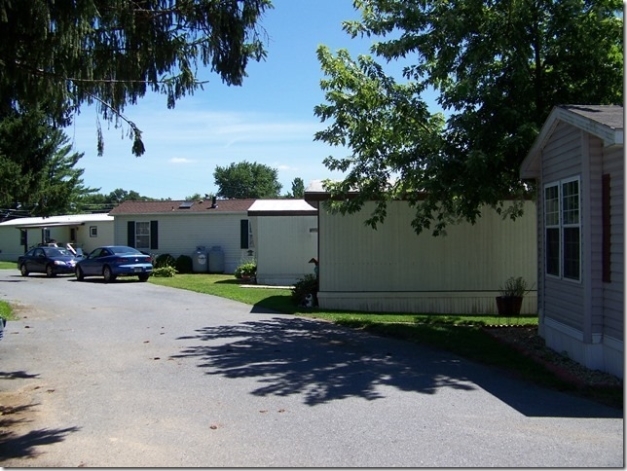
<box><xmin>170</xmin><ymin>157</ymin><xmax>194</xmax><ymax>164</ymax></box>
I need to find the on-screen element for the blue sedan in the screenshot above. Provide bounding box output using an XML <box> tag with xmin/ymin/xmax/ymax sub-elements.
<box><xmin>18</xmin><ymin>246</ymin><xmax>80</xmax><ymax>277</ymax></box>
<box><xmin>75</xmin><ymin>246</ymin><xmax>153</xmax><ymax>282</ymax></box>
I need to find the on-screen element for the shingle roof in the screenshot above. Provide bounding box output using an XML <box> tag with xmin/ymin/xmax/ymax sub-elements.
<box><xmin>109</xmin><ymin>199</ymin><xmax>256</xmax><ymax>215</ymax></box>
<box><xmin>563</xmin><ymin>105</ymin><xmax>624</xmax><ymax>130</ymax></box>
<box><xmin>521</xmin><ymin>104</ymin><xmax>624</xmax><ymax>179</ymax></box>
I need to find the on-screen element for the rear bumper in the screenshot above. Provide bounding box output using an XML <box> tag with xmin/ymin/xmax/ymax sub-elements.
<box><xmin>113</xmin><ymin>264</ymin><xmax>153</xmax><ymax>276</ymax></box>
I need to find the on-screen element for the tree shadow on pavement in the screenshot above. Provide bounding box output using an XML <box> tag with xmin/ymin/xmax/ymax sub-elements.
<box><xmin>0</xmin><ymin>426</ymin><xmax>80</xmax><ymax>461</ymax></box>
<box><xmin>173</xmin><ymin>316</ymin><xmax>623</xmax><ymax>419</ymax></box>
<box><xmin>173</xmin><ymin>316</ymin><xmax>477</xmax><ymax>406</ymax></box>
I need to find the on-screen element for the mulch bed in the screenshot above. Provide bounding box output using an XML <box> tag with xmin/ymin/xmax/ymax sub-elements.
<box><xmin>483</xmin><ymin>325</ymin><xmax>623</xmax><ymax>389</ymax></box>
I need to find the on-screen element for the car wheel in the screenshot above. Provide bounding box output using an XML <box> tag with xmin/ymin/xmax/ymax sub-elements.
<box><xmin>19</xmin><ymin>264</ymin><xmax>29</xmax><ymax>277</ymax></box>
<box><xmin>138</xmin><ymin>274</ymin><xmax>150</xmax><ymax>282</ymax></box>
<box><xmin>75</xmin><ymin>266</ymin><xmax>84</xmax><ymax>281</ymax></box>
<box><xmin>46</xmin><ymin>264</ymin><xmax>56</xmax><ymax>278</ymax></box>
<box><xmin>103</xmin><ymin>266</ymin><xmax>116</xmax><ymax>283</ymax></box>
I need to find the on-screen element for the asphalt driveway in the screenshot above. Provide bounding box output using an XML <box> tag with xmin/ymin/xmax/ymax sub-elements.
<box><xmin>0</xmin><ymin>269</ymin><xmax>623</xmax><ymax>467</ymax></box>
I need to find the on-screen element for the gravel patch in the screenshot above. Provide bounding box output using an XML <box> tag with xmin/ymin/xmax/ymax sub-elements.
<box><xmin>484</xmin><ymin>325</ymin><xmax>623</xmax><ymax>388</ymax></box>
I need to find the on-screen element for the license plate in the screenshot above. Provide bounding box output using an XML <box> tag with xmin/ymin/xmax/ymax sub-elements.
<box><xmin>134</xmin><ymin>268</ymin><xmax>142</xmax><ymax>273</ymax></box>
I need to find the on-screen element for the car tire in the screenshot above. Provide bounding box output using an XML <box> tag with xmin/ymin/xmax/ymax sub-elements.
<box><xmin>138</xmin><ymin>274</ymin><xmax>150</xmax><ymax>282</ymax></box>
<box><xmin>46</xmin><ymin>264</ymin><xmax>56</xmax><ymax>278</ymax></box>
<box><xmin>103</xmin><ymin>266</ymin><xmax>116</xmax><ymax>283</ymax></box>
<box><xmin>20</xmin><ymin>264</ymin><xmax>29</xmax><ymax>277</ymax></box>
<box><xmin>75</xmin><ymin>266</ymin><xmax>84</xmax><ymax>281</ymax></box>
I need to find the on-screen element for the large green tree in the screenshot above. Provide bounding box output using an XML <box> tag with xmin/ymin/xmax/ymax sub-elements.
<box><xmin>0</xmin><ymin>0</ymin><xmax>271</xmax><ymax>156</ymax></box>
<box><xmin>0</xmin><ymin>111</ymin><xmax>98</xmax><ymax>216</ymax></box>
<box><xmin>315</xmin><ymin>0</ymin><xmax>623</xmax><ymax>235</ymax></box>
<box><xmin>214</xmin><ymin>161</ymin><xmax>282</xmax><ymax>198</ymax></box>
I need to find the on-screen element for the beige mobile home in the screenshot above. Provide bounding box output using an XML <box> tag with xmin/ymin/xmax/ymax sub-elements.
<box><xmin>247</xmin><ymin>199</ymin><xmax>318</xmax><ymax>285</ymax></box>
<box><xmin>0</xmin><ymin>213</ymin><xmax>114</xmax><ymax>261</ymax></box>
<box><xmin>520</xmin><ymin>104</ymin><xmax>623</xmax><ymax>378</ymax></box>
<box><xmin>306</xmin><ymin>181</ymin><xmax>538</xmax><ymax>315</ymax></box>
<box><xmin>109</xmin><ymin>198</ymin><xmax>256</xmax><ymax>274</ymax></box>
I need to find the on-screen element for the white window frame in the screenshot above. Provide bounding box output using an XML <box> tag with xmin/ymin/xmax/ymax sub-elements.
<box><xmin>135</xmin><ymin>221</ymin><xmax>150</xmax><ymax>250</ymax></box>
<box><xmin>89</xmin><ymin>226</ymin><xmax>98</xmax><ymax>237</ymax></box>
<box><xmin>543</xmin><ymin>177</ymin><xmax>581</xmax><ymax>282</ymax></box>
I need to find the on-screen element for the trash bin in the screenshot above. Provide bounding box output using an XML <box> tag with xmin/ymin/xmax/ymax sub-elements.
<box><xmin>192</xmin><ymin>246</ymin><xmax>208</xmax><ymax>273</ymax></box>
<box><xmin>208</xmin><ymin>246</ymin><xmax>225</xmax><ymax>273</ymax></box>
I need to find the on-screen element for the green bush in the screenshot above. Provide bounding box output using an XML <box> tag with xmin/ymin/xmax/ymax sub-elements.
<box><xmin>234</xmin><ymin>260</ymin><xmax>257</xmax><ymax>279</ymax></box>
<box><xmin>175</xmin><ymin>254</ymin><xmax>194</xmax><ymax>274</ymax></box>
<box><xmin>155</xmin><ymin>253</ymin><xmax>176</xmax><ymax>268</ymax></box>
<box><xmin>291</xmin><ymin>274</ymin><xmax>318</xmax><ymax>306</ymax></box>
<box><xmin>152</xmin><ymin>266</ymin><xmax>176</xmax><ymax>277</ymax></box>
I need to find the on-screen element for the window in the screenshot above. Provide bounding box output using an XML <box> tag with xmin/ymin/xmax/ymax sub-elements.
<box><xmin>544</xmin><ymin>178</ymin><xmax>581</xmax><ymax>281</ymax></box>
<box><xmin>135</xmin><ymin>221</ymin><xmax>150</xmax><ymax>249</ymax></box>
<box><xmin>127</xmin><ymin>220</ymin><xmax>159</xmax><ymax>250</ymax></box>
<box><xmin>89</xmin><ymin>226</ymin><xmax>98</xmax><ymax>237</ymax></box>
<box><xmin>240</xmin><ymin>219</ymin><xmax>254</xmax><ymax>249</ymax></box>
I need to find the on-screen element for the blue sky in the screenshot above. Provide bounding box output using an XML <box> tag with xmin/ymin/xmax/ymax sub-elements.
<box><xmin>64</xmin><ymin>0</ymin><xmax>434</xmax><ymax>200</ymax></box>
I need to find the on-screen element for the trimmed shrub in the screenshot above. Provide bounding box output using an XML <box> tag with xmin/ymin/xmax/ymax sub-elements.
<box><xmin>291</xmin><ymin>274</ymin><xmax>318</xmax><ymax>306</ymax></box>
<box><xmin>152</xmin><ymin>266</ymin><xmax>176</xmax><ymax>277</ymax></box>
<box><xmin>155</xmin><ymin>253</ymin><xmax>176</xmax><ymax>268</ymax></box>
<box><xmin>175</xmin><ymin>254</ymin><xmax>194</xmax><ymax>274</ymax></box>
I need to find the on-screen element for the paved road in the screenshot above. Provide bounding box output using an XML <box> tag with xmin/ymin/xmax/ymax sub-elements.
<box><xmin>0</xmin><ymin>269</ymin><xmax>623</xmax><ymax>467</ymax></box>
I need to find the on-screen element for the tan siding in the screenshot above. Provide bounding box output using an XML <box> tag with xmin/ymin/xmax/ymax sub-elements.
<box><xmin>318</xmin><ymin>200</ymin><xmax>537</xmax><ymax>314</ymax></box>
<box><xmin>254</xmin><ymin>215</ymin><xmax>318</xmax><ymax>285</ymax></box>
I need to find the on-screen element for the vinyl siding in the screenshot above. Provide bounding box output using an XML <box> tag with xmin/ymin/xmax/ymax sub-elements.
<box><xmin>602</xmin><ymin>146</ymin><xmax>624</xmax><ymax>341</ymax></box>
<box><xmin>253</xmin><ymin>215</ymin><xmax>318</xmax><ymax>285</ymax></box>
<box><xmin>0</xmin><ymin>221</ymin><xmax>114</xmax><ymax>261</ymax></box>
<box><xmin>318</xmin><ymin>200</ymin><xmax>537</xmax><ymax>314</ymax></box>
<box><xmin>113</xmin><ymin>213</ymin><xmax>250</xmax><ymax>273</ymax></box>
<box><xmin>540</xmin><ymin>122</ymin><xmax>585</xmax><ymax>330</ymax></box>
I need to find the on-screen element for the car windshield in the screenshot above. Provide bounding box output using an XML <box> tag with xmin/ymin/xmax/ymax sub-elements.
<box><xmin>44</xmin><ymin>248</ymin><xmax>71</xmax><ymax>257</ymax></box>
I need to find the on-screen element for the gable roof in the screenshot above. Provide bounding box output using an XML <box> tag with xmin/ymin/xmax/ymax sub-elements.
<box><xmin>247</xmin><ymin>199</ymin><xmax>317</xmax><ymax>216</ymax></box>
<box><xmin>109</xmin><ymin>199</ymin><xmax>256</xmax><ymax>216</ymax></box>
<box><xmin>521</xmin><ymin>105</ymin><xmax>624</xmax><ymax>179</ymax></box>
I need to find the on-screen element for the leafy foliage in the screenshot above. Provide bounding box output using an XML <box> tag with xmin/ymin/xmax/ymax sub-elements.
<box><xmin>290</xmin><ymin>177</ymin><xmax>305</xmax><ymax>198</ymax></box>
<box><xmin>315</xmin><ymin>0</ymin><xmax>623</xmax><ymax>235</ymax></box>
<box><xmin>214</xmin><ymin>161</ymin><xmax>282</xmax><ymax>198</ymax></box>
<box><xmin>155</xmin><ymin>253</ymin><xmax>177</xmax><ymax>269</ymax></box>
<box><xmin>291</xmin><ymin>274</ymin><xmax>318</xmax><ymax>306</ymax></box>
<box><xmin>499</xmin><ymin>276</ymin><xmax>529</xmax><ymax>298</ymax></box>
<box><xmin>0</xmin><ymin>110</ymin><xmax>98</xmax><ymax>216</ymax></box>
<box><xmin>175</xmin><ymin>254</ymin><xmax>194</xmax><ymax>274</ymax></box>
<box><xmin>0</xmin><ymin>0</ymin><xmax>272</xmax><ymax>156</ymax></box>
<box><xmin>234</xmin><ymin>260</ymin><xmax>257</xmax><ymax>279</ymax></box>
<box><xmin>152</xmin><ymin>266</ymin><xmax>176</xmax><ymax>277</ymax></box>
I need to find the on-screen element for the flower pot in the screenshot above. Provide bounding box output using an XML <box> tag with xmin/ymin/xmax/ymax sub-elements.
<box><xmin>496</xmin><ymin>296</ymin><xmax>523</xmax><ymax>316</ymax></box>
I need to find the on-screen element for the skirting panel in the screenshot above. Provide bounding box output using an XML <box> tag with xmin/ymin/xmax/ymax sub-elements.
<box><xmin>317</xmin><ymin>291</ymin><xmax>538</xmax><ymax>315</ymax></box>
<box><xmin>542</xmin><ymin>320</ymin><xmax>624</xmax><ymax>379</ymax></box>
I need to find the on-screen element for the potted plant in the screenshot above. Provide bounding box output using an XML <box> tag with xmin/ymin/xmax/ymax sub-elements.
<box><xmin>234</xmin><ymin>260</ymin><xmax>257</xmax><ymax>282</ymax></box>
<box><xmin>496</xmin><ymin>276</ymin><xmax>528</xmax><ymax>316</ymax></box>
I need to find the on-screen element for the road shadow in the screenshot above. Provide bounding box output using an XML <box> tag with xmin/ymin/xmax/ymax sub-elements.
<box><xmin>173</xmin><ymin>316</ymin><xmax>623</xmax><ymax>419</ymax></box>
<box><xmin>0</xmin><ymin>371</ymin><xmax>39</xmax><ymax>380</ymax></box>
<box><xmin>0</xmin><ymin>426</ymin><xmax>80</xmax><ymax>461</ymax></box>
